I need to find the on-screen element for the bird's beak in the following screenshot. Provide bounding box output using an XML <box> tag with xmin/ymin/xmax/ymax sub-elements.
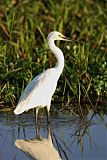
<box><xmin>59</xmin><ymin>34</ymin><xmax>78</xmax><ymax>42</ymax></box>
<box><xmin>62</xmin><ymin>36</ymin><xmax>73</xmax><ymax>41</ymax></box>
<box><xmin>63</xmin><ymin>36</ymin><xmax>79</xmax><ymax>43</ymax></box>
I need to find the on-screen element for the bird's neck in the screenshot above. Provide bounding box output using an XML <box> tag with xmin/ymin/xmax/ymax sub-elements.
<box><xmin>48</xmin><ymin>39</ymin><xmax>64</xmax><ymax>76</ymax></box>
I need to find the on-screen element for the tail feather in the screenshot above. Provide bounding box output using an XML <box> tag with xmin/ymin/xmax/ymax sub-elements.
<box><xmin>14</xmin><ymin>106</ymin><xmax>26</xmax><ymax>115</ymax></box>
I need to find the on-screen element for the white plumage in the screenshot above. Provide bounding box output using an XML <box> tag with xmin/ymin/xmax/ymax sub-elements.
<box><xmin>14</xmin><ymin>31</ymin><xmax>72</xmax><ymax>123</ymax></box>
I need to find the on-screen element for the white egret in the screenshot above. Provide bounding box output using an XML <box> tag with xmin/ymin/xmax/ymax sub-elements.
<box><xmin>14</xmin><ymin>31</ymin><xmax>73</xmax><ymax>123</ymax></box>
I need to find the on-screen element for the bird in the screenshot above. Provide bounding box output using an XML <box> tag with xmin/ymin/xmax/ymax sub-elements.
<box><xmin>14</xmin><ymin>31</ymin><xmax>73</xmax><ymax>123</ymax></box>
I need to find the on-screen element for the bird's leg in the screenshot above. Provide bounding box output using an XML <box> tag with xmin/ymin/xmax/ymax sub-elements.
<box><xmin>35</xmin><ymin>122</ymin><xmax>42</xmax><ymax>140</ymax></box>
<box><xmin>34</xmin><ymin>108</ymin><xmax>39</xmax><ymax>126</ymax></box>
<box><xmin>34</xmin><ymin>108</ymin><xmax>42</xmax><ymax>140</ymax></box>
<box><xmin>46</xmin><ymin>107</ymin><xmax>50</xmax><ymax>124</ymax></box>
<box><xmin>47</xmin><ymin>111</ymin><xmax>50</xmax><ymax>124</ymax></box>
<box><xmin>47</xmin><ymin>123</ymin><xmax>52</xmax><ymax>144</ymax></box>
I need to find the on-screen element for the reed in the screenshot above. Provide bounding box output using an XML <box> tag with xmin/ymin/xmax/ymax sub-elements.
<box><xmin>0</xmin><ymin>0</ymin><xmax>106</xmax><ymax>113</ymax></box>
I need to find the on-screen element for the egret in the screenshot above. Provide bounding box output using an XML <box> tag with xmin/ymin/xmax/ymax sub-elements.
<box><xmin>14</xmin><ymin>31</ymin><xmax>73</xmax><ymax>123</ymax></box>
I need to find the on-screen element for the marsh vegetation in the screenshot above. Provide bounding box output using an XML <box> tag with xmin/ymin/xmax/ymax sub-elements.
<box><xmin>0</xmin><ymin>0</ymin><xmax>107</xmax><ymax>115</ymax></box>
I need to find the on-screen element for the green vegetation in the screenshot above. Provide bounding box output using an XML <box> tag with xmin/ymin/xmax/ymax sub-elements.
<box><xmin>0</xmin><ymin>0</ymin><xmax>107</xmax><ymax>114</ymax></box>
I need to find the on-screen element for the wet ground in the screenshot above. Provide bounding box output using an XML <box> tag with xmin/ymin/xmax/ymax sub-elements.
<box><xmin>0</xmin><ymin>111</ymin><xmax>107</xmax><ymax>160</ymax></box>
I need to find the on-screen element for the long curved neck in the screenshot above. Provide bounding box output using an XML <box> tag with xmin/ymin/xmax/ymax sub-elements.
<box><xmin>48</xmin><ymin>39</ymin><xmax>64</xmax><ymax>76</ymax></box>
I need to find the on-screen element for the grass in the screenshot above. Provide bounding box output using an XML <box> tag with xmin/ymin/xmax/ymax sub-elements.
<box><xmin>0</xmin><ymin>0</ymin><xmax>107</xmax><ymax>114</ymax></box>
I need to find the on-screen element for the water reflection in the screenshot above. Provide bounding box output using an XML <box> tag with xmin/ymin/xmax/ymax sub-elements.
<box><xmin>0</xmin><ymin>112</ymin><xmax>107</xmax><ymax>159</ymax></box>
<box><xmin>15</xmin><ymin>124</ymin><xmax>61</xmax><ymax>160</ymax></box>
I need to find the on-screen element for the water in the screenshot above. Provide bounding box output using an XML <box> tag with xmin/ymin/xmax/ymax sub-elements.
<box><xmin>0</xmin><ymin>112</ymin><xmax>107</xmax><ymax>160</ymax></box>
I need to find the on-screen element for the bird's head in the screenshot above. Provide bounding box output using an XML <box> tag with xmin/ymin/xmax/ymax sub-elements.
<box><xmin>47</xmin><ymin>31</ymin><xmax>72</xmax><ymax>41</ymax></box>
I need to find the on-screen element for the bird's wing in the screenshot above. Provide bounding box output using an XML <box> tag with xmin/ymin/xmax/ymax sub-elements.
<box><xmin>18</xmin><ymin>69</ymin><xmax>53</xmax><ymax>105</ymax></box>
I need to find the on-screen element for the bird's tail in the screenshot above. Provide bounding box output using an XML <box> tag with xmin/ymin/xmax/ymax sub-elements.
<box><xmin>14</xmin><ymin>106</ymin><xmax>25</xmax><ymax>115</ymax></box>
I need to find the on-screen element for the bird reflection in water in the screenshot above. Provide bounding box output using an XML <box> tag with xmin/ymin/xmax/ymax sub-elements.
<box><xmin>15</xmin><ymin>124</ymin><xmax>61</xmax><ymax>160</ymax></box>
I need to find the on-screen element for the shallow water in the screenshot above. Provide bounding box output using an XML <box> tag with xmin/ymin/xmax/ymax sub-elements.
<box><xmin>0</xmin><ymin>112</ymin><xmax>107</xmax><ymax>160</ymax></box>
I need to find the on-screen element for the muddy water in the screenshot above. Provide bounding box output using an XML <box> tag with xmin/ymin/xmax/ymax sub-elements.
<box><xmin>0</xmin><ymin>112</ymin><xmax>107</xmax><ymax>160</ymax></box>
